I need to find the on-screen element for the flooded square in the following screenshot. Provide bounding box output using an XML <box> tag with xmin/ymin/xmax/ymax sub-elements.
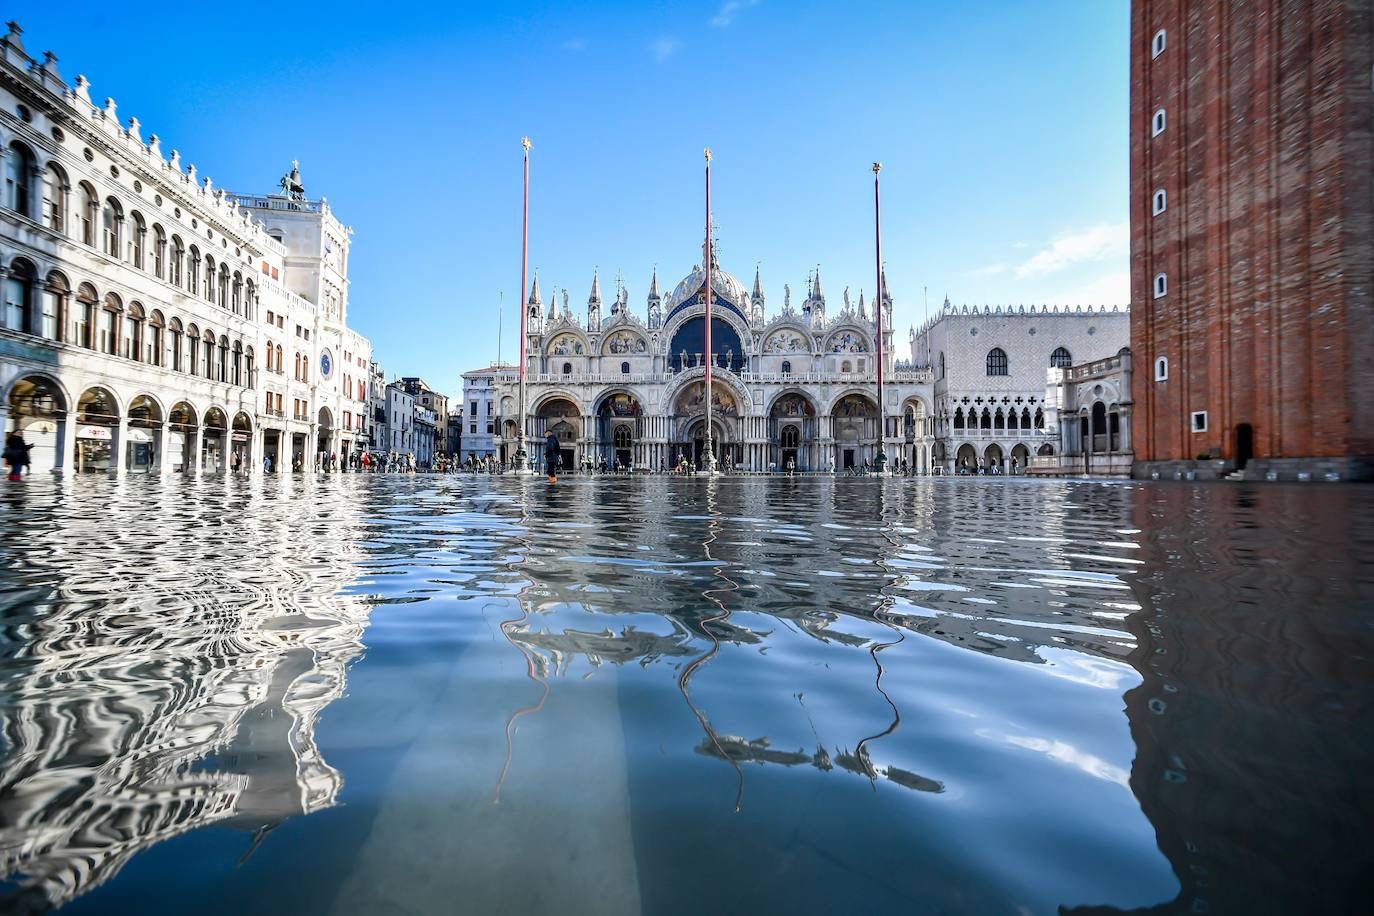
<box><xmin>0</xmin><ymin>475</ymin><xmax>1369</xmax><ymax>915</ymax></box>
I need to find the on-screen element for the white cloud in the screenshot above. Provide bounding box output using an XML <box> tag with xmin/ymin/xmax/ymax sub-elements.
<box><xmin>710</xmin><ymin>0</ymin><xmax>759</xmax><ymax>28</ymax></box>
<box><xmin>651</xmin><ymin>37</ymin><xmax>681</xmax><ymax>62</ymax></box>
<box><xmin>968</xmin><ymin>264</ymin><xmax>1007</xmax><ymax>277</ymax></box>
<box><xmin>1015</xmin><ymin>222</ymin><xmax>1128</xmax><ymax>278</ymax></box>
<box><xmin>1056</xmin><ymin>270</ymin><xmax>1131</xmax><ymax>306</ymax></box>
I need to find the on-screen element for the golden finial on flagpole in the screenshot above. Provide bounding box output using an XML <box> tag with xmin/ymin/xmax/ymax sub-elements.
<box><xmin>522</xmin><ymin>136</ymin><xmax>531</xmax><ymax>152</ymax></box>
<box><xmin>704</xmin><ymin>147</ymin><xmax>712</xmax><ymax>163</ymax></box>
<box><xmin>872</xmin><ymin>161</ymin><xmax>881</xmax><ymax>175</ymax></box>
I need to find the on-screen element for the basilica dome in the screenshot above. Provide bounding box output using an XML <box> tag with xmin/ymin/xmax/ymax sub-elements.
<box><xmin>664</xmin><ymin>262</ymin><xmax>748</xmax><ymax>315</ymax></box>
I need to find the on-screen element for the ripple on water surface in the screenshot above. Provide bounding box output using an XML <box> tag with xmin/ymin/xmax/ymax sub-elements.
<box><xmin>0</xmin><ymin>474</ymin><xmax>1370</xmax><ymax>915</ymax></box>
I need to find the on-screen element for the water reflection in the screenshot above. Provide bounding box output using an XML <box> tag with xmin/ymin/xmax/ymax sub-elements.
<box><xmin>0</xmin><ymin>475</ymin><xmax>1367</xmax><ymax>915</ymax></box>
<box><xmin>0</xmin><ymin>476</ymin><xmax>372</xmax><ymax>911</ymax></box>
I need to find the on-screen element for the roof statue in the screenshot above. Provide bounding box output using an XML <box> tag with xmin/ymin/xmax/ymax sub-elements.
<box><xmin>279</xmin><ymin>159</ymin><xmax>304</xmax><ymax>200</ymax></box>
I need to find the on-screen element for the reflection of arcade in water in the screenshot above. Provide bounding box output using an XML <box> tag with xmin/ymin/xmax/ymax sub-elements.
<box><xmin>0</xmin><ymin>491</ymin><xmax>373</xmax><ymax>910</ymax></box>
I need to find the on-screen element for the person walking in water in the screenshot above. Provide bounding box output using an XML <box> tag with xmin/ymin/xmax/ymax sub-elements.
<box><xmin>4</xmin><ymin>432</ymin><xmax>31</xmax><ymax>481</ymax></box>
<box><xmin>544</xmin><ymin>431</ymin><xmax>561</xmax><ymax>483</ymax></box>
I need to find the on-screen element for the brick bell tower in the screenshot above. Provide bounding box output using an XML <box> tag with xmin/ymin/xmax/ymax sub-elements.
<box><xmin>1129</xmin><ymin>0</ymin><xmax>1374</xmax><ymax>480</ymax></box>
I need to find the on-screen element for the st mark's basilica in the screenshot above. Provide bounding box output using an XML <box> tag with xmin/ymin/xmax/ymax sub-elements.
<box><xmin>492</xmin><ymin>241</ymin><xmax>936</xmax><ymax>473</ymax></box>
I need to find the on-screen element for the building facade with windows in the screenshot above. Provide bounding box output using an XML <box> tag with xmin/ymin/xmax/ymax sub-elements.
<box><xmin>911</xmin><ymin>298</ymin><xmax>1129</xmax><ymax>473</ymax></box>
<box><xmin>0</xmin><ymin>23</ymin><xmax>371</xmax><ymax>474</ymax></box>
<box><xmin>1130</xmin><ymin>0</ymin><xmax>1373</xmax><ymax>480</ymax></box>
<box><xmin>460</xmin><ymin>365</ymin><xmax>503</xmax><ymax>461</ymax></box>
<box><xmin>489</xmin><ymin>248</ymin><xmax>936</xmax><ymax>472</ymax></box>
<box><xmin>381</xmin><ymin>381</ymin><xmax>414</xmax><ymax>455</ymax></box>
<box><xmin>399</xmin><ymin>377</ymin><xmax>448</xmax><ymax>463</ymax></box>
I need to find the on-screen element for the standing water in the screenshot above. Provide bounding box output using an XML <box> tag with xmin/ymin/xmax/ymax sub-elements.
<box><xmin>0</xmin><ymin>475</ymin><xmax>1369</xmax><ymax>915</ymax></box>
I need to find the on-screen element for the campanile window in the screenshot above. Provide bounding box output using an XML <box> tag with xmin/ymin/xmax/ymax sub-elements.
<box><xmin>1153</xmin><ymin>188</ymin><xmax>1167</xmax><ymax>215</ymax></box>
<box><xmin>1152</xmin><ymin>109</ymin><xmax>1166</xmax><ymax>136</ymax></box>
<box><xmin>1152</xmin><ymin>29</ymin><xmax>1166</xmax><ymax>58</ymax></box>
<box><xmin>1153</xmin><ymin>273</ymin><xmax>1168</xmax><ymax>298</ymax></box>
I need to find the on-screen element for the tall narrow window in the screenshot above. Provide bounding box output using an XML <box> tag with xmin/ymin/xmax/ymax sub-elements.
<box><xmin>1152</xmin><ymin>29</ymin><xmax>1166</xmax><ymax>58</ymax></box>
<box><xmin>40</xmin><ymin>271</ymin><xmax>66</xmax><ymax>341</ymax></box>
<box><xmin>171</xmin><ymin>236</ymin><xmax>184</xmax><ymax>286</ymax></box>
<box><xmin>4</xmin><ymin>142</ymin><xmax>34</xmax><ymax>217</ymax></box>
<box><xmin>74</xmin><ymin>284</ymin><xmax>96</xmax><ymax>348</ymax></box>
<box><xmin>1153</xmin><ymin>273</ymin><xmax>1168</xmax><ymax>298</ymax></box>
<box><xmin>152</xmin><ymin>225</ymin><xmax>166</xmax><ymax>278</ymax></box>
<box><xmin>43</xmin><ymin>163</ymin><xmax>67</xmax><ymax>233</ymax></box>
<box><xmin>1155</xmin><ymin>356</ymin><xmax>1169</xmax><ymax>381</ymax></box>
<box><xmin>130</xmin><ymin>212</ymin><xmax>146</xmax><ymax>269</ymax></box>
<box><xmin>1152</xmin><ymin>109</ymin><xmax>1166</xmax><ymax>137</ymax></box>
<box><xmin>1152</xmin><ymin>188</ymin><xmax>1167</xmax><ymax>215</ymax></box>
<box><xmin>1050</xmin><ymin>346</ymin><xmax>1073</xmax><ymax>368</ymax></box>
<box><xmin>80</xmin><ymin>184</ymin><xmax>98</xmax><ymax>246</ymax></box>
<box><xmin>986</xmin><ymin>347</ymin><xmax>1009</xmax><ymax>376</ymax></box>
<box><xmin>101</xmin><ymin>197</ymin><xmax>122</xmax><ymax>258</ymax></box>
<box><xmin>3</xmin><ymin>259</ymin><xmax>34</xmax><ymax>333</ymax></box>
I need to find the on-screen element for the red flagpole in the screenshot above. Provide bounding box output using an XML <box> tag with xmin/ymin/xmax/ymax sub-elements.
<box><xmin>704</xmin><ymin>148</ymin><xmax>714</xmax><ymax>471</ymax></box>
<box><xmin>518</xmin><ymin>137</ymin><xmax>530</xmax><ymax>467</ymax></box>
<box><xmin>873</xmin><ymin>162</ymin><xmax>884</xmax><ymax>468</ymax></box>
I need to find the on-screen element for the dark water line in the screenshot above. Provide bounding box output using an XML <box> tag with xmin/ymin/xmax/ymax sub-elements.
<box><xmin>495</xmin><ymin>484</ymin><xmax>549</xmax><ymax>805</ymax></box>
<box><xmin>853</xmin><ymin>493</ymin><xmax>906</xmax><ymax>779</ymax></box>
<box><xmin>676</xmin><ymin>478</ymin><xmax>746</xmax><ymax>812</ymax></box>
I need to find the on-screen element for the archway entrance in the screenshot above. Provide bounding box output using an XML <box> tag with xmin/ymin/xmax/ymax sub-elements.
<box><xmin>168</xmin><ymin>402</ymin><xmax>197</xmax><ymax>473</ymax></box>
<box><xmin>317</xmin><ymin>407</ymin><xmax>334</xmax><ymax>462</ymax></box>
<box><xmin>597</xmin><ymin>392</ymin><xmax>642</xmax><ymax>470</ymax></box>
<box><xmin>232</xmin><ymin>412</ymin><xmax>253</xmax><ymax>471</ymax></box>
<box><xmin>126</xmin><ymin>395</ymin><xmax>162</xmax><ymax>473</ymax></box>
<box><xmin>75</xmin><ymin>387</ymin><xmax>119</xmax><ymax>472</ymax></box>
<box><xmin>1010</xmin><ymin>443</ymin><xmax>1031</xmax><ymax>475</ymax></box>
<box><xmin>984</xmin><ymin>443</ymin><xmax>1005</xmax><ymax>475</ymax></box>
<box><xmin>955</xmin><ymin>442</ymin><xmax>978</xmax><ymax>474</ymax></box>
<box><xmin>831</xmin><ymin>393</ymin><xmax>877</xmax><ymax>470</ymax></box>
<box><xmin>537</xmin><ymin>397</ymin><xmax>581</xmax><ymax>471</ymax></box>
<box><xmin>202</xmin><ymin>408</ymin><xmax>227</xmax><ymax>473</ymax></box>
<box><xmin>770</xmin><ymin>392</ymin><xmax>815</xmax><ymax>471</ymax></box>
<box><xmin>1236</xmin><ymin>423</ymin><xmax>1254</xmax><ymax>469</ymax></box>
<box><xmin>7</xmin><ymin>376</ymin><xmax>66</xmax><ymax>473</ymax></box>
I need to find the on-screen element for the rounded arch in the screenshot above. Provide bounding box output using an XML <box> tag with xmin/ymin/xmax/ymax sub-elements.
<box><xmin>667</xmin><ymin>314</ymin><xmax>746</xmax><ymax>372</ymax></box>
<box><xmin>986</xmin><ymin>347</ymin><xmax>1009</xmax><ymax>376</ymax></box>
<box><xmin>4</xmin><ymin>140</ymin><xmax>36</xmax><ymax>216</ymax></box>
<box><xmin>765</xmin><ymin>387</ymin><xmax>818</xmax><ymax>417</ymax></box>
<box><xmin>545</xmin><ymin>330</ymin><xmax>590</xmax><ymax>356</ymax></box>
<box><xmin>593</xmin><ymin>388</ymin><xmax>644</xmax><ymax>417</ymax></box>
<box><xmin>824</xmin><ymin>388</ymin><xmax>879</xmax><ymax>416</ymax></box>
<box><xmin>232</xmin><ymin>410</ymin><xmax>253</xmax><ymax>433</ymax></box>
<box><xmin>168</xmin><ymin>400</ymin><xmax>199</xmax><ymax>429</ymax></box>
<box><xmin>203</xmin><ymin>406</ymin><xmax>229</xmax><ymax>430</ymax></box>
<box><xmin>824</xmin><ymin>325</ymin><xmax>871</xmax><ymax>353</ymax></box>
<box><xmin>1050</xmin><ymin>346</ymin><xmax>1073</xmax><ymax>368</ymax></box>
<box><xmin>601</xmin><ymin>328</ymin><xmax>648</xmax><ymax>356</ymax></box>
<box><xmin>126</xmin><ymin>392</ymin><xmax>165</xmax><ymax>424</ymax></box>
<box><xmin>76</xmin><ymin>385</ymin><xmax>122</xmax><ymax>425</ymax></box>
<box><xmin>760</xmin><ymin>318</ymin><xmax>814</xmax><ymax>353</ymax></box>
<box><xmin>663</xmin><ymin>367</ymin><xmax>750</xmax><ymax>418</ymax></box>
<box><xmin>5</xmin><ymin>372</ymin><xmax>70</xmax><ymax>420</ymax></box>
<box><xmin>900</xmin><ymin>395</ymin><xmax>931</xmax><ymax>419</ymax></box>
<box><xmin>318</xmin><ymin>406</ymin><xmax>334</xmax><ymax>429</ymax></box>
<box><xmin>955</xmin><ymin>442</ymin><xmax>978</xmax><ymax>470</ymax></box>
<box><xmin>531</xmin><ymin>389</ymin><xmax>585</xmax><ymax>415</ymax></box>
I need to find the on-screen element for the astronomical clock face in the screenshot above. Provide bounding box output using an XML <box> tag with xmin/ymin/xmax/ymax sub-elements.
<box><xmin>320</xmin><ymin>349</ymin><xmax>333</xmax><ymax>379</ymax></box>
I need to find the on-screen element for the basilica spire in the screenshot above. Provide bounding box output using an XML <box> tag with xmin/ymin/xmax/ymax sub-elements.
<box><xmin>587</xmin><ymin>270</ymin><xmax>602</xmax><ymax>330</ymax></box>
<box><xmin>647</xmin><ymin>265</ymin><xmax>662</xmax><ymax>329</ymax></box>
<box><xmin>750</xmin><ymin>264</ymin><xmax>765</xmax><ymax>323</ymax></box>
<box><xmin>528</xmin><ymin>271</ymin><xmax>542</xmax><ymax>307</ymax></box>
<box><xmin>858</xmin><ymin>289</ymin><xmax>867</xmax><ymax>321</ymax></box>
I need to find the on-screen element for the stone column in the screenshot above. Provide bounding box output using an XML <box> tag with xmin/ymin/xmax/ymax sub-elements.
<box><xmin>114</xmin><ymin>417</ymin><xmax>129</xmax><ymax>473</ymax></box>
<box><xmin>158</xmin><ymin>422</ymin><xmax>172</xmax><ymax>476</ymax></box>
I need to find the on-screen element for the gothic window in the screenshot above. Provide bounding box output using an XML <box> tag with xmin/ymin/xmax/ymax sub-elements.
<box><xmin>1152</xmin><ymin>109</ymin><xmax>1166</xmax><ymax>136</ymax></box>
<box><xmin>986</xmin><ymin>347</ymin><xmax>1008</xmax><ymax>376</ymax></box>
<box><xmin>1050</xmin><ymin>346</ymin><xmax>1072</xmax><ymax>368</ymax></box>
<box><xmin>781</xmin><ymin>360</ymin><xmax>792</xmax><ymax>376</ymax></box>
<box><xmin>1021</xmin><ymin>407</ymin><xmax>1032</xmax><ymax>429</ymax></box>
<box><xmin>980</xmin><ymin>408</ymin><xmax>992</xmax><ymax>430</ymax></box>
<box><xmin>562</xmin><ymin>362</ymin><xmax>572</xmax><ymax>375</ymax></box>
<box><xmin>4</xmin><ymin>141</ymin><xmax>34</xmax><ymax>217</ymax></box>
<box><xmin>994</xmin><ymin>409</ymin><xmax>1005</xmax><ymax>430</ymax></box>
<box><xmin>1155</xmin><ymin>356</ymin><xmax>1168</xmax><ymax>381</ymax></box>
<box><xmin>620</xmin><ymin>361</ymin><xmax>630</xmax><ymax>374</ymax></box>
<box><xmin>1152</xmin><ymin>188</ymin><xmax>1166</xmax><ymax>215</ymax></box>
<box><xmin>953</xmin><ymin>407</ymin><xmax>964</xmax><ymax>429</ymax></box>
<box><xmin>1034</xmin><ymin>408</ymin><xmax>1045</xmax><ymax>429</ymax></box>
<box><xmin>939</xmin><ymin>352</ymin><xmax>945</xmax><ymax>379</ymax></box>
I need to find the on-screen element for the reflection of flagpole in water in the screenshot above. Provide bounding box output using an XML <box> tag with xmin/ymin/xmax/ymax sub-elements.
<box><xmin>495</xmin><ymin>493</ymin><xmax>549</xmax><ymax>804</ymax></box>
<box><xmin>853</xmin><ymin>483</ymin><xmax>906</xmax><ymax>780</ymax></box>
<box><xmin>703</xmin><ymin>148</ymin><xmax>716</xmax><ymax>474</ymax></box>
<box><xmin>677</xmin><ymin>478</ymin><xmax>744</xmax><ymax>810</ymax></box>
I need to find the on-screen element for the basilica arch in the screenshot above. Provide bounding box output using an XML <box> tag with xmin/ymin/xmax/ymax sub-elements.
<box><xmin>829</xmin><ymin>391</ymin><xmax>879</xmax><ymax>471</ymax></box>
<box><xmin>594</xmin><ymin>389</ymin><xmax>644</xmax><ymax>469</ymax></box>
<box><xmin>768</xmin><ymin>390</ymin><xmax>818</xmax><ymax>471</ymax></box>
<box><xmin>534</xmin><ymin>394</ymin><xmax>582</xmax><ymax>470</ymax></box>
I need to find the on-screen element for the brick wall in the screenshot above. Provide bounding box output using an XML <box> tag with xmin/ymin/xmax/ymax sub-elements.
<box><xmin>1130</xmin><ymin>0</ymin><xmax>1374</xmax><ymax>462</ymax></box>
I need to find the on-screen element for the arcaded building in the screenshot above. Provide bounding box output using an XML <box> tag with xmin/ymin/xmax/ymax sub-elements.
<box><xmin>1130</xmin><ymin>0</ymin><xmax>1374</xmax><ymax>479</ymax></box>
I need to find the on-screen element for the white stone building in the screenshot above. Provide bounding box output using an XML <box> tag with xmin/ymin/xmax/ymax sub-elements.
<box><xmin>910</xmin><ymin>298</ymin><xmax>1130</xmax><ymax>473</ymax></box>
<box><xmin>0</xmin><ymin>23</ymin><xmax>371</xmax><ymax>474</ymax></box>
<box><xmin>491</xmin><ymin>246</ymin><xmax>935</xmax><ymax>472</ymax></box>
<box><xmin>381</xmin><ymin>381</ymin><xmax>414</xmax><ymax>455</ymax></box>
<box><xmin>1035</xmin><ymin>348</ymin><xmax>1135</xmax><ymax>477</ymax></box>
<box><xmin>460</xmin><ymin>364</ymin><xmax>505</xmax><ymax>460</ymax></box>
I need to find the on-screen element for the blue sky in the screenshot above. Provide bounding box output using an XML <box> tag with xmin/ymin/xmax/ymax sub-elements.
<box><xmin>25</xmin><ymin>1</ymin><xmax>1128</xmax><ymax>397</ymax></box>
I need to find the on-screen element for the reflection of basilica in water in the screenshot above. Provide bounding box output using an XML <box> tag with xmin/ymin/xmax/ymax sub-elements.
<box><xmin>493</xmin><ymin>241</ymin><xmax>936</xmax><ymax>472</ymax></box>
